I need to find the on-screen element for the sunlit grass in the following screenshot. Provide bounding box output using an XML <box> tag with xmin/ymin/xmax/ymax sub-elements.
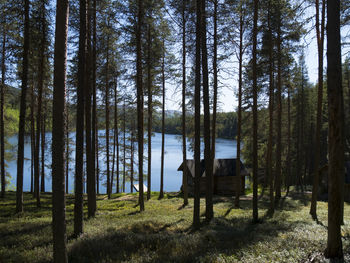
<box><xmin>0</xmin><ymin>190</ymin><xmax>349</xmax><ymax>262</ymax></box>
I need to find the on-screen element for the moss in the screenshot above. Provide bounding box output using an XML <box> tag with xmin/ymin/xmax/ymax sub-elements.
<box><xmin>0</xmin><ymin>191</ymin><xmax>349</xmax><ymax>262</ymax></box>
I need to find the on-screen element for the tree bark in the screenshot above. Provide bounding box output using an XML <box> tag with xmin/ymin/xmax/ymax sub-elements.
<box><xmin>235</xmin><ymin>1</ymin><xmax>244</xmax><ymax>208</ymax></box>
<box><xmin>201</xmin><ymin>0</ymin><xmax>213</xmax><ymax>222</ymax></box>
<box><xmin>193</xmin><ymin>0</ymin><xmax>201</xmax><ymax>229</ymax></box>
<box><xmin>105</xmin><ymin>31</ymin><xmax>111</xmax><ymax>199</ymax></box>
<box><xmin>159</xmin><ymin>42</ymin><xmax>165</xmax><ymax>200</ymax></box>
<box><xmin>252</xmin><ymin>0</ymin><xmax>259</xmax><ymax>223</ymax></box>
<box><xmin>147</xmin><ymin>25</ymin><xmax>152</xmax><ymax>201</ymax></box>
<box><xmin>310</xmin><ymin>0</ymin><xmax>325</xmax><ymax>220</ymax></box>
<box><xmin>181</xmin><ymin>0</ymin><xmax>188</xmax><ymax>206</ymax></box>
<box><xmin>74</xmin><ymin>0</ymin><xmax>86</xmax><ymax>237</ymax></box>
<box><xmin>275</xmin><ymin>11</ymin><xmax>282</xmax><ymax>202</ymax></box>
<box><xmin>16</xmin><ymin>0</ymin><xmax>30</xmax><ymax>213</ymax></box>
<box><xmin>136</xmin><ymin>0</ymin><xmax>145</xmax><ymax>211</ymax></box>
<box><xmin>325</xmin><ymin>0</ymin><xmax>344</xmax><ymax>259</ymax></box>
<box><xmin>86</xmin><ymin>0</ymin><xmax>96</xmax><ymax>217</ymax></box>
<box><xmin>52</xmin><ymin>0</ymin><xmax>69</xmax><ymax>260</ymax></box>
<box><xmin>0</xmin><ymin>28</ymin><xmax>6</xmax><ymax>198</ymax></box>
<box><xmin>41</xmin><ymin>108</ymin><xmax>46</xmax><ymax>192</ymax></box>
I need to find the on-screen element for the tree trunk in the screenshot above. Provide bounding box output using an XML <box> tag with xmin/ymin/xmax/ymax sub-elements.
<box><xmin>181</xmin><ymin>0</ymin><xmax>188</xmax><ymax>206</ymax></box>
<box><xmin>310</xmin><ymin>0</ymin><xmax>325</xmax><ymax>220</ymax></box>
<box><xmin>92</xmin><ymin>0</ymin><xmax>98</xmax><ymax>196</ymax></box>
<box><xmin>275</xmin><ymin>11</ymin><xmax>282</xmax><ymax>202</ymax></box>
<box><xmin>159</xmin><ymin>43</ymin><xmax>165</xmax><ymax>200</ymax></box>
<box><xmin>211</xmin><ymin>0</ymin><xmax>217</xmax><ymax>162</ymax></box>
<box><xmin>52</xmin><ymin>0</ymin><xmax>69</xmax><ymax>260</ymax></box>
<box><xmin>86</xmin><ymin>0</ymin><xmax>96</xmax><ymax>217</ymax></box>
<box><xmin>193</xmin><ymin>0</ymin><xmax>201</xmax><ymax>229</ymax></box>
<box><xmin>131</xmin><ymin>119</ymin><xmax>135</xmax><ymax>193</ymax></box>
<box><xmin>201</xmin><ymin>0</ymin><xmax>213</xmax><ymax>222</ymax></box>
<box><xmin>41</xmin><ymin>109</ymin><xmax>46</xmax><ymax>192</ymax></box>
<box><xmin>266</xmin><ymin>2</ymin><xmax>274</xmax><ymax>213</ymax></box>
<box><xmin>147</xmin><ymin>25</ymin><xmax>152</xmax><ymax>201</ymax></box>
<box><xmin>0</xmin><ymin>28</ymin><xmax>6</xmax><ymax>198</ymax></box>
<box><xmin>123</xmin><ymin>100</ymin><xmax>126</xmax><ymax>192</ymax></box>
<box><xmin>235</xmin><ymin>1</ymin><xmax>244</xmax><ymax>208</ymax></box>
<box><xmin>325</xmin><ymin>0</ymin><xmax>344</xmax><ymax>258</ymax></box>
<box><xmin>35</xmin><ymin>0</ymin><xmax>46</xmax><ymax>201</ymax></box>
<box><xmin>31</xmin><ymin>84</ymin><xmax>35</xmax><ymax>198</ymax></box>
<box><xmin>111</xmin><ymin>80</ymin><xmax>117</xmax><ymax>192</ymax></box>
<box><xmin>252</xmin><ymin>0</ymin><xmax>259</xmax><ymax>223</ymax></box>
<box><xmin>106</xmin><ymin>32</ymin><xmax>111</xmax><ymax>199</ymax></box>
<box><xmin>16</xmin><ymin>0</ymin><xmax>30</xmax><ymax>213</ymax></box>
<box><xmin>65</xmin><ymin>110</ymin><xmax>69</xmax><ymax>194</ymax></box>
<box><xmin>74</xmin><ymin>0</ymin><xmax>86</xmax><ymax>237</ymax></box>
<box><xmin>136</xmin><ymin>0</ymin><xmax>145</xmax><ymax>211</ymax></box>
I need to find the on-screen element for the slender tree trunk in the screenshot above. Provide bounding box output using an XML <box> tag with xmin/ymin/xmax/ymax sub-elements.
<box><xmin>74</xmin><ymin>0</ymin><xmax>86</xmax><ymax>237</ymax></box>
<box><xmin>31</xmin><ymin>84</ymin><xmax>35</xmax><ymax>198</ymax></box>
<box><xmin>193</xmin><ymin>0</ymin><xmax>201</xmax><ymax>229</ymax></box>
<box><xmin>92</xmin><ymin>0</ymin><xmax>97</xmax><ymax>196</ymax></box>
<box><xmin>286</xmin><ymin>82</ymin><xmax>291</xmax><ymax>194</ymax></box>
<box><xmin>159</xmin><ymin>43</ymin><xmax>165</xmax><ymax>200</ymax></box>
<box><xmin>0</xmin><ymin>28</ymin><xmax>6</xmax><ymax>198</ymax></box>
<box><xmin>130</xmin><ymin>120</ymin><xmax>134</xmax><ymax>193</ymax></box>
<box><xmin>252</xmin><ymin>0</ymin><xmax>259</xmax><ymax>223</ymax></box>
<box><xmin>111</xmin><ymin>81</ymin><xmax>118</xmax><ymax>192</ymax></box>
<box><xmin>116</xmin><ymin>103</ymin><xmax>120</xmax><ymax>194</ymax></box>
<box><xmin>106</xmin><ymin>32</ymin><xmax>111</xmax><ymax>199</ymax></box>
<box><xmin>147</xmin><ymin>25</ymin><xmax>152</xmax><ymax>201</ymax></box>
<box><xmin>123</xmin><ymin>100</ymin><xmax>126</xmax><ymax>192</ymax></box>
<box><xmin>52</xmin><ymin>0</ymin><xmax>69</xmax><ymax>260</ymax></box>
<box><xmin>41</xmin><ymin>110</ymin><xmax>46</xmax><ymax>192</ymax></box>
<box><xmin>16</xmin><ymin>0</ymin><xmax>30</xmax><ymax>213</ymax></box>
<box><xmin>86</xmin><ymin>0</ymin><xmax>96</xmax><ymax>217</ymax></box>
<box><xmin>211</xmin><ymin>0</ymin><xmax>217</xmax><ymax>161</ymax></box>
<box><xmin>310</xmin><ymin>0</ymin><xmax>325</xmax><ymax>220</ymax></box>
<box><xmin>181</xmin><ymin>0</ymin><xmax>188</xmax><ymax>206</ymax></box>
<box><xmin>275</xmin><ymin>12</ymin><xmax>282</xmax><ymax>202</ymax></box>
<box><xmin>325</xmin><ymin>0</ymin><xmax>344</xmax><ymax>258</ymax></box>
<box><xmin>201</xmin><ymin>0</ymin><xmax>213</xmax><ymax>222</ymax></box>
<box><xmin>35</xmin><ymin>0</ymin><xmax>46</xmax><ymax>200</ymax></box>
<box><xmin>235</xmin><ymin>2</ymin><xmax>244</xmax><ymax>208</ymax></box>
<box><xmin>266</xmin><ymin>3</ymin><xmax>274</xmax><ymax>213</ymax></box>
<box><xmin>136</xmin><ymin>0</ymin><xmax>145</xmax><ymax>211</ymax></box>
<box><xmin>65</xmin><ymin>111</ymin><xmax>69</xmax><ymax>194</ymax></box>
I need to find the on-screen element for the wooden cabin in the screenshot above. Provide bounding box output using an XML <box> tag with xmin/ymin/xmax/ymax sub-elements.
<box><xmin>177</xmin><ymin>159</ymin><xmax>249</xmax><ymax>195</ymax></box>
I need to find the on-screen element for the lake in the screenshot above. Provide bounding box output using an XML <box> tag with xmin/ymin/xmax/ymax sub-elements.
<box><xmin>8</xmin><ymin>132</ymin><xmax>237</xmax><ymax>193</ymax></box>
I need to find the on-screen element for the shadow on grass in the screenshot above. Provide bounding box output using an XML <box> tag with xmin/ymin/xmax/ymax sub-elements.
<box><xmin>68</xmin><ymin>211</ymin><xmax>305</xmax><ymax>263</ymax></box>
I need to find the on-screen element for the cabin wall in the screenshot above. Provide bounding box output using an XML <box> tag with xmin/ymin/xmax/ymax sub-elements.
<box><xmin>185</xmin><ymin>176</ymin><xmax>245</xmax><ymax>196</ymax></box>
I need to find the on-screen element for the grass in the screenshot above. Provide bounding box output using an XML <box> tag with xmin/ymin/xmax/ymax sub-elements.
<box><xmin>0</xmin><ymin>190</ymin><xmax>349</xmax><ymax>263</ymax></box>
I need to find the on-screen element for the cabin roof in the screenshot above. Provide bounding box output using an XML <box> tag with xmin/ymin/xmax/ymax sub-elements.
<box><xmin>177</xmin><ymin>158</ymin><xmax>249</xmax><ymax>178</ymax></box>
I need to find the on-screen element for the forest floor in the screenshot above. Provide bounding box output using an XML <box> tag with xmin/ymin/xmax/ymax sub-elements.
<box><xmin>0</xmin><ymin>190</ymin><xmax>349</xmax><ymax>263</ymax></box>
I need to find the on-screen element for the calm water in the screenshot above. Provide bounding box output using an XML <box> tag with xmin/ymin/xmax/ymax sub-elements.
<box><xmin>8</xmin><ymin>132</ymin><xmax>237</xmax><ymax>193</ymax></box>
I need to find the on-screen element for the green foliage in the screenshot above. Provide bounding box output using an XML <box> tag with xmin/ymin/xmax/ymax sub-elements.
<box><xmin>1</xmin><ymin>191</ymin><xmax>350</xmax><ymax>262</ymax></box>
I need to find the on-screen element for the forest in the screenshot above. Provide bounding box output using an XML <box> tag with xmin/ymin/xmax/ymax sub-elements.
<box><xmin>0</xmin><ymin>0</ymin><xmax>350</xmax><ymax>262</ymax></box>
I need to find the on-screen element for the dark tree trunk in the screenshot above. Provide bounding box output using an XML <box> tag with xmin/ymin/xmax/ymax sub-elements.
<box><xmin>16</xmin><ymin>0</ymin><xmax>30</xmax><ymax>213</ymax></box>
<box><xmin>266</xmin><ymin>3</ymin><xmax>274</xmax><ymax>213</ymax></box>
<box><xmin>111</xmin><ymin>81</ymin><xmax>117</xmax><ymax>192</ymax></box>
<box><xmin>86</xmin><ymin>0</ymin><xmax>96</xmax><ymax>217</ymax></box>
<box><xmin>123</xmin><ymin>100</ymin><xmax>126</xmax><ymax>192</ymax></box>
<box><xmin>136</xmin><ymin>0</ymin><xmax>145</xmax><ymax>211</ymax></box>
<box><xmin>252</xmin><ymin>0</ymin><xmax>259</xmax><ymax>223</ymax></box>
<box><xmin>181</xmin><ymin>0</ymin><xmax>188</xmax><ymax>206</ymax></box>
<box><xmin>286</xmin><ymin>82</ymin><xmax>291</xmax><ymax>194</ymax></box>
<box><xmin>310</xmin><ymin>0</ymin><xmax>325</xmax><ymax>220</ymax></box>
<box><xmin>235</xmin><ymin>2</ymin><xmax>244</xmax><ymax>208</ymax></box>
<box><xmin>193</xmin><ymin>0</ymin><xmax>201</xmax><ymax>230</ymax></box>
<box><xmin>41</xmin><ymin>110</ymin><xmax>46</xmax><ymax>192</ymax></box>
<box><xmin>74</xmin><ymin>0</ymin><xmax>86</xmax><ymax>237</ymax></box>
<box><xmin>275</xmin><ymin>13</ymin><xmax>282</xmax><ymax>202</ymax></box>
<box><xmin>159</xmin><ymin>43</ymin><xmax>165</xmax><ymax>200</ymax></box>
<box><xmin>65</xmin><ymin>110</ymin><xmax>69</xmax><ymax>194</ymax></box>
<box><xmin>106</xmin><ymin>33</ymin><xmax>111</xmax><ymax>199</ymax></box>
<box><xmin>211</xmin><ymin>0</ymin><xmax>217</xmax><ymax>161</ymax></box>
<box><xmin>201</xmin><ymin>0</ymin><xmax>213</xmax><ymax>222</ymax></box>
<box><xmin>130</xmin><ymin>120</ymin><xmax>135</xmax><ymax>193</ymax></box>
<box><xmin>92</xmin><ymin>0</ymin><xmax>97</xmax><ymax>196</ymax></box>
<box><xmin>325</xmin><ymin>0</ymin><xmax>344</xmax><ymax>259</ymax></box>
<box><xmin>35</xmin><ymin>0</ymin><xmax>46</xmax><ymax>200</ymax></box>
<box><xmin>31</xmin><ymin>84</ymin><xmax>35</xmax><ymax>198</ymax></box>
<box><xmin>0</xmin><ymin>28</ymin><xmax>5</xmax><ymax>198</ymax></box>
<box><xmin>147</xmin><ymin>25</ymin><xmax>152</xmax><ymax>201</ymax></box>
<box><xmin>52</xmin><ymin>0</ymin><xmax>69</xmax><ymax>260</ymax></box>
